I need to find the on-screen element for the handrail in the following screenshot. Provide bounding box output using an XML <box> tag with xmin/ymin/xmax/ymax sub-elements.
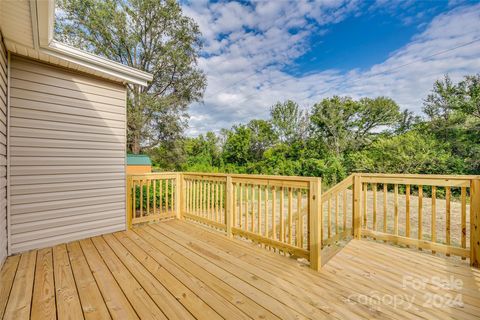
<box><xmin>126</xmin><ymin>172</ymin><xmax>480</xmax><ymax>269</ymax></box>
<box><xmin>127</xmin><ymin>171</ymin><xmax>323</xmax><ymax>271</ymax></box>
<box><xmin>349</xmin><ymin>173</ymin><xmax>480</xmax><ymax>267</ymax></box>
<box><xmin>322</xmin><ymin>174</ymin><xmax>354</xmax><ymax>200</ymax></box>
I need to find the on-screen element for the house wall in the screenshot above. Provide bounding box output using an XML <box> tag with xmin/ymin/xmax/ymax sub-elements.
<box><xmin>9</xmin><ymin>55</ymin><xmax>127</xmax><ymax>253</ymax></box>
<box><xmin>0</xmin><ymin>33</ymin><xmax>7</xmax><ymax>266</ymax></box>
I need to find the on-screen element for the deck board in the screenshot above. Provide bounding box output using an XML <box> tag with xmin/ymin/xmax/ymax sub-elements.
<box><xmin>1</xmin><ymin>219</ymin><xmax>480</xmax><ymax>319</ymax></box>
<box><xmin>31</xmin><ymin>248</ymin><xmax>55</xmax><ymax>320</ymax></box>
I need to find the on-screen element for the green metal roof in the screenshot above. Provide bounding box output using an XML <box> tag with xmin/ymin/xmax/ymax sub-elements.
<box><xmin>127</xmin><ymin>154</ymin><xmax>152</xmax><ymax>166</ymax></box>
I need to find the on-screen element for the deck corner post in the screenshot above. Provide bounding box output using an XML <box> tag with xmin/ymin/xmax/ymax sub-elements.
<box><xmin>226</xmin><ymin>175</ymin><xmax>234</xmax><ymax>238</ymax></box>
<box><xmin>353</xmin><ymin>174</ymin><xmax>362</xmax><ymax>239</ymax></box>
<box><xmin>471</xmin><ymin>179</ymin><xmax>480</xmax><ymax>268</ymax></box>
<box><xmin>309</xmin><ymin>178</ymin><xmax>322</xmax><ymax>271</ymax></box>
<box><xmin>175</xmin><ymin>173</ymin><xmax>183</xmax><ymax>220</ymax></box>
<box><xmin>126</xmin><ymin>176</ymin><xmax>133</xmax><ymax>229</ymax></box>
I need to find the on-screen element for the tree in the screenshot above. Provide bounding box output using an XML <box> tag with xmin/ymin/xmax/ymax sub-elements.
<box><xmin>422</xmin><ymin>74</ymin><xmax>480</xmax><ymax>173</ymax></box>
<box><xmin>423</xmin><ymin>75</ymin><xmax>462</xmax><ymax>143</ymax></box>
<box><xmin>457</xmin><ymin>74</ymin><xmax>480</xmax><ymax>119</ymax></box>
<box><xmin>349</xmin><ymin>131</ymin><xmax>460</xmax><ymax>174</ymax></box>
<box><xmin>310</xmin><ymin>96</ymin><xmax>401</xmax><ymax>156</ymax></box>
<box><xmin>182</xmin><ymin>132</ymin><xmax>221</xmax><ymax>172</ymax></box>
<box><xmin>247</xmin><ymin>120</ymin><xmax>277</xmax><ymax>161</ymax></box>
<box><xmin>221</xmin><ymin>125</ymin><xmax>253</xmax><ymax>166</ymax></box>
<box><xmin>270</xmin><ymin>100</ymin><xmax>308</xmax><ymax>144</ymax></box>
<box><xmin>56</xmin><ymin>0</ymin><xmax>207</xmax><ymax>153</ymax></box>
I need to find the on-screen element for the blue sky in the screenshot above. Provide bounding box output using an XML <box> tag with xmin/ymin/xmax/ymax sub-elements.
<box><xmin>288</xmin><ymin>1</ymin><xmax>451</xmax><ymax>74</ymax></box>
<box><xmin>182</xmin><ymin>0</ymin><xmax>480</xmax><ymax>136</ymax></box>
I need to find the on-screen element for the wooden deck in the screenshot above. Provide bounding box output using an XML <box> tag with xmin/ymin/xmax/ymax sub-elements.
<box><xmin>1</xmin><ymin>220</ymin><xmax>479</xmax><ymax>320</ymax></box>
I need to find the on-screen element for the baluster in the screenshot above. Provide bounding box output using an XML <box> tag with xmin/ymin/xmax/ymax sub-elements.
<box><xmin>406</xmin><ymin>184</ymin><xmax>410</xmax><ymax>238</ymax></box>
<box><xmin>251</xmin><ymin>185</ymin><xmax>255</xmax><ymax>233</ymax></box>
<box><xmin>233</xmin><ymin>183</ymin><xmax>237</xmax><ymax>227</ymax></box>
<box><xmin>431</xmin><ymin>186</ymin><xmax>437</xmax><ymax>252</ymax></box>
<box><xmin>132</xmin><ymin>180</ymin><xmax>137</xmax><ymax>218</ymax></box>
<box><xmin>185</xmin><ymin>180</ymin><xmax>188</xmax><ymax>213</ymax></box>
<box><xmin>418</xmin><ymin>185</ymin><xmax>423</xmax><ymax>249</ymax></box>
<box><xmin>363</xmin><ymin>183</ymin><xmax>367</xmax><ymax>228</ymax></box>
<box><xmin>211</xmin><ymin>181</ymin><xmax>214</xmax><ymax>220</ymax></box>
<box><xmin>215</xmin><ymin>183</ymin><xmax>219</xmax><ymax>222</ymax></box>
<box><xmin>327</xmin><ymin>194</ymin><xmax>331</xmax><ymax>239</ymax></box>
<box><xmin>394</xmin><ymin>184</ymin><xmax>398</xmax><ymax>235</ymax></box>
<box><xmin>272</xmin><ymin>186</ymin><xmax>277</xmax><ymax>240</ymax></box>
<box><xmin>220</xmin><ymin>183</ymin><xmax>224</xmax><ymax>223</ymax></box>
<box><xmin>258</xmin><ymin>186</ymin><xmax>262</xmax><ymax>235</ymax></box>
<box><xmin>166</xmin><ymin>180</ymin><xmax>170</xmax><ymax>213</ymax></box>
<box><xmin>205</xmin><ymin>181</ymin><xmax>209</xmax><ymax>219</ymax></box>
<box><xmin>140</xmin><ymin>179</ymin><xmax>144</xmax><ymax>217</ymax></box>
<box><xmin>383</xmin><ymin>184</ymin><xmax>387</xmax><ymax>233</ymax></box>
<box><xmin>343</xmin><ymin>189</ymin><xmax>347</xmax><ymax>232</ymax></box>
<box><xmin>446</xmin><ymin>186</ymin><xmax>451</xmax><ymax>256</ymax></box>
<box><xmin>190</xmin><ymin>180</ymin><xmax>193</xmax><ymax>213</ymax></box>
<box><xmin>265</xmin><ymin>186</ymin><xmax>269</xmax><ymax>238</ymax></box>
<box><xmin>195</xmin><ymin>180</ymin><xmax>199</xmax><ymax>214</ymax></box>
<box><xmin>335</xmin><ymin>194</ymin><xmax>339</xmax><ymax>235</ymax></box>
<box><xmin>146</xmin><ymin>179</ymin><xmax>150</xmax><ymax>216</ymax></box>
<box><xmin>461</xmin><ymin>186</ymin><xmax>467</xmax><ymax>259</ymax></box>
<box><xmin>239</xmin><ymin>183</ymin><xmax>243</xmax><ymax>229</ymax></box>
<box><xmin>297</xmin><ymin>190</ymin><xmax>303</xmax><ymax>248</ymax></box>
<box><xmin>245</xmin><ymin>184</ymin><xmax>249</xmax><ymax>231</ymax></box>
<box><xmin>288</xmin><ymin>188</ymin><xmax>293</xmax><ymax>244</ymax></box>
<box><xmin>372</xmin><ymin>183</ymin><xmax>377</xmax><ymax>231</ymax></box>
<box><xmin>280</xmin><ymin>187</ymin><xmax>285</xmax><ymax>242</ymax></box>
<box><xmin>153</xmin><ymin>179</ymin><xmax>156</xmax><ymax>216</ymax></box>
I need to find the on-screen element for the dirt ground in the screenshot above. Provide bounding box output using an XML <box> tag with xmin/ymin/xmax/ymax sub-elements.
<box><xmin>322</xmin><ymin>189</ymin><xmax>470</xmax><ymax>248</ymax></box>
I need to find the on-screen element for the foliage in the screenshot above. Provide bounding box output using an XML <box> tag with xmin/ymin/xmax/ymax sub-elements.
<box><xmin>309</xmin><ymin>96</ymin><xmax>401</xmax><ymax>156</ymax></box>
<box><xmin>349</xmin><ymin>131</ymin><xmax>459</xmax><ymax>174</ymax></box>
<box><xmin>270</xmin><ymin>100</ymin><xmax>308</xmax><ymax>144</ymax></box>
<box><xmin>56</xmin><ymin>0</ymin><xmax>207</xmax><ymax>153</ymax></box>
<box><xmin>153</xmin><ymin>74</ymin><xmax>479</xmax><ymax>183</ymax></box>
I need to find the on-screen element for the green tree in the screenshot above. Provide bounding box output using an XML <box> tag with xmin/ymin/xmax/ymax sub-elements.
<box><xmin>221</xmin><ymin>125</ymin><xmax>253</xmax><ymax>166</ymax></box>
<box><xmin>349</xmin><ymin>131</ymin><xmax>460</xmax><ymax>174</ymax></box>
<box><xmin>247</xmin><ymin>120</ymin><xmax>277</xmax><ymax>161</ymax></box>
<box><xmin>457</xmin><ymin>74</ymin><xmax>480</xmax><ymax>119</ymax></box>
<box><xmin>56</xmin><ymin>0</ymin><xmax>207</xmax><ymax>153</ymax></box>
<box><xmin>422</xmin><ymin>74</ymin><xmax>480</xmax><ymax>173</ymax></box>
<box><xmin>270</xmin><ymin>100</ymin><xmax>308</xmax><ymax>144</ymax></box>
<box><xmin>181</xmin><ymin>132</ymin><xmax>222</xmax><ymax>172</ymax></box>
<box><xmin>310</xmin><ymin>96</ymin><xmax>401</xmax><ymax>156</ymax></box>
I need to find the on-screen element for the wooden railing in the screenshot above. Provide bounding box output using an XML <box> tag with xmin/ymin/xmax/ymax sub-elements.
<box><xmin>321</xmin><ymin>174</ymin><xmax>354</xmax><ymax>247</ymax></box>
<box><xmin>126</xmin><ymin>172</ymin><xmax>480</xmax><ymax>269</ymax></box>
<box><xmin>354</xmin><ymin>174</ymin><xmax>480</xmax><ymax>267</ymax></box>
<box><xmin>182</xmin><ymin>173</ymin><xmax>322</xmax><ymax>270</ymax></box>
<box><xmin>126</xmin><ymin>173</ymin><xmax>180</xmax><ymax>227</ymax></box>
<box><xmin>183</xmin><ymin>173</ymin><xmax>227</xmax><ymax>230</ymax></box>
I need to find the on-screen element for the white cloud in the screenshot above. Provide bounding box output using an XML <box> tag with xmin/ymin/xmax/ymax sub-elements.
<box><xmin>182</xmin><ymin>1</ymin><xmax>480</xmax><ymax>136</ymax></box>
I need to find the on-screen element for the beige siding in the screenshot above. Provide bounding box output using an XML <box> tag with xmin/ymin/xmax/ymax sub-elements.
<box><xmin>0</xmin><ymin>33</ymin><xmax>7</xmax><ymax>266</ymax></box>
<box><xmin>9</xmin><ymin>56</ymin><xmax>126</xmax><ymax>253</ymax></box>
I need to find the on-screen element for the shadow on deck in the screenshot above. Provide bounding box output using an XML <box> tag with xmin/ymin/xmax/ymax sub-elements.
<box><xmin>1</xmin><ymin>219</ymin><xmax>479</xmax><ymax>319</ymax></box>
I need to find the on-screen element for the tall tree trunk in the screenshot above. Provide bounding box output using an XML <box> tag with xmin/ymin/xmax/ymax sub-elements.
<box><xmin>131</xmin><ymin>134</ymin><xmax>141</xmax><ymax>154</ymax></box>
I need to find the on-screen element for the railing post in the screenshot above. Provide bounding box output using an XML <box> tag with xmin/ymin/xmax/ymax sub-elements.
<box><xmin>126</xmin><ymin>176</ymin><xmax>133</xmax><ymax>229</ymax></box>
<box><xmin>309</xmin><ymin>178</ymin><xmax>322</xmax><ymax>271</ymax></box>
<box><xmin>471</xmin><ymin>179</ymin><xmax>480</xmax><ymax>268</ymax></box>
<box><xmin>353</xmin><ymin>174</ymin><xmax>362</xmax><ymax>239</ymax></box>
<box><xmin>175</xmin><ymin>173</ymin><xmax>182</xmax><ymax>219</ymax></box>
<box><xmin>226</xmin><ymin>175</ymin><xmax>233</xmax><ymax>237</ymax></box>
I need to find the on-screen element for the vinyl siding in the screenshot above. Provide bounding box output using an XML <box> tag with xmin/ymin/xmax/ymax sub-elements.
<box><xmin>9</xmin><ymin>55</ymin><xmax>127</xmax><ymax>253</ymax></box>
<box><xmin>0</xmin><ymin>32</ymin><xmax>7</xmax><ymax>267</ymax></box>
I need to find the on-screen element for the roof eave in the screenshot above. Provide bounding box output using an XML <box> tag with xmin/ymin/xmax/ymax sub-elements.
<box><xmin>33</xmin><ymin>0</ymin><xmax>153</xmax><ymax>87</ymax></box>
